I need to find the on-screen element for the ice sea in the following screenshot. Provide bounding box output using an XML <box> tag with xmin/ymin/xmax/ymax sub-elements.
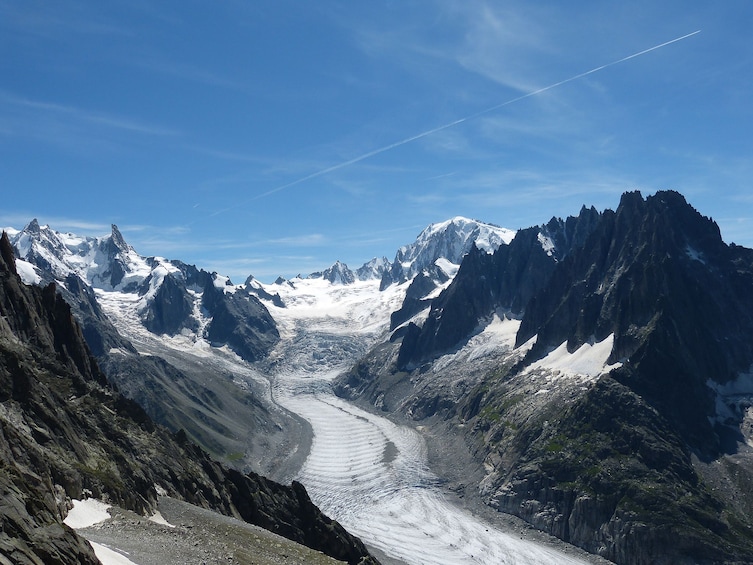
<box><xmin>91</xmin><ymin>277</ymin><xmax>598</xmax><ymax>564</ymax></box>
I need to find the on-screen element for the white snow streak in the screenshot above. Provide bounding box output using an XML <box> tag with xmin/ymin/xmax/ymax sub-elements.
<box><xmin>526</xmin><ymin>334</ymin><xmax>621</xmax><ymax>380</ymax></box>
<box><xmin>90</xmin><ymin>543</ymin><xmax>139</xmax><ymax>565</ymax></box>
<box><xmin>14</xmin><ymin>259</ymin><xmax>41</xmax><ymax>285</ymax></box>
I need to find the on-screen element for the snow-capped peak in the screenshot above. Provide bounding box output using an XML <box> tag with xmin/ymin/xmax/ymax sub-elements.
<box><xmin>9</xmin><ymin>221</ymin><xmax>154</xmax><ymax>292</ymax></box>
<box><xmin>355</xmin><ymin>256</ymin><xmax>390</xmax><ymax>281</ymax></box>
<box><xmin>308</xmin><ymin>260</ymin><xmax>356</xmax><ymax>285</ymax></box>
<box><xmin>421</xmin><ymin>217</ymin><xmax>515</xmax><ymax>250</ymax></box>
<box><xmin>380</xmin><ymin>217</ymin><xmax>515</xmax><ymax>288</ymax></box>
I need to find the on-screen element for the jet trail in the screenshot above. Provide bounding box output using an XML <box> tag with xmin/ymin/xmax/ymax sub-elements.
<box><xmin>251</xmin><ymin>30</ymin><xmax>701</xmax><ymax>201</ymax></box>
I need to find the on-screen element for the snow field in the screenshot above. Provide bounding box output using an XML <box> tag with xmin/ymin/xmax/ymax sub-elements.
<box><xmin>525</xmin><ymin>334</ymin><xmax>622</xmax><ymax>380</ymax></box>
<box><xmin>64</xmin><ymin>498</ymin><xmax>112</xmax><ymax>529</ymax></box>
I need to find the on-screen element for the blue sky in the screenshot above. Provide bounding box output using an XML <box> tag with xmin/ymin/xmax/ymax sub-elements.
<box><xmin>1</xmin><ymin>1</ymin><xmax>752</xmax><ymax>282</ymax></box>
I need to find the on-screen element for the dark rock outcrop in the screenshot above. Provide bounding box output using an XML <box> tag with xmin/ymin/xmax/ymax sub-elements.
<box><xmin>202</xmin><ymin>282</ymin><xmax>279</xmax><ymax>363</ymax></box>
<box><xmin>389</xmin><ymin>271</ymin><xmax>438</xmax><ymax>330</ymax></box>
<box><xmin>99</xmin><ymin>224</ymin><xmax>130</xmax><ymax>289</ymax></box>
<box><xmin>0</xmin><ymin>231</ymin><xmax>379</xmax><ymax>565</ymax></box>
<box><xmin>139</xmin><ymin>271</ymin><xmax>196</xmax><ymax>335</ymax></box>
<box><xmin>517</xmin><ymin>191</ymin><xmax>753</xmax><ymax>452</ymax></box>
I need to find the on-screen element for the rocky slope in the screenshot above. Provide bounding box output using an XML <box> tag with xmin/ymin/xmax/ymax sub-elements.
<box><xmin>0</xmin><ymin>232</ymin><xmax>378</xmax><ymax>564</ymax></box>
<box><xmin>336</xmin><ymin>191</ymin><xmax>753</xmax><ymax>564</ymax></box>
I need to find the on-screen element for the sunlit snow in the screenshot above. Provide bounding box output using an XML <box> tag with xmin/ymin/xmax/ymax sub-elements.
<box><xmin>90</xmin><ymin>543</ymin><xmax>139</xmax><ymax>565</ymax></box>
<box><xmin>15</xmin><ymin>259</ymin><xmax>41</xmax><ymax>285</ymax></box>
<box><xmin>64</xmin><ymin>498</ymin><xmax>111</xmax><ymax>529</ymax></box>
<box><xmin>525</xmin><ymin>334</ymin><xmax>620</xmax><ymax>379</ymax></box>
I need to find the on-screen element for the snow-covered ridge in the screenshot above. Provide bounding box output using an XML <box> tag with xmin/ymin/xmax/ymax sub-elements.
<box><xmin>400</xmin><ymin>216</ymin><xmax>515</xmax><ymax>270</ymax></box>
<box><xmin>302</xmin><ymin>217</ymin><xmax>516</xmax><ymax>289</ymax></box>
<box><xmin>381</xmin><ymin>216</ymin><xmax>515</xmax><ymax>288</ymax></box>
<box><xmin>420</xmin><ymin>216</ymin><xmax>516</xmax><ymax>251</ymax></box>
<box><xmin>8</xmin><ymin>220</ymin><xmax>156</xmax><ymax>292</ymax></box>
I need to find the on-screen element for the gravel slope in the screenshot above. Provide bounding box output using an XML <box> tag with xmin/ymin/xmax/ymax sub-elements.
<box><xmin>77</xmin><ymin>497</ymin><xmax>350</xmax><ymax>565</ymax></box>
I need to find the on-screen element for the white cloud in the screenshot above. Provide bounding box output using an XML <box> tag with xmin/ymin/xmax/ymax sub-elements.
<box><xmin>265</xmin><ymin>234</ymin><xmax>328</xmax><ymax>247</ymax></box>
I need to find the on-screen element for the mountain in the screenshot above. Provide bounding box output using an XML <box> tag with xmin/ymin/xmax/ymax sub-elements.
<box><xmin>0</xmin><ymin>231</ymin><xmax>378</xmax><ymax>565</ymax></box>
<box><xmin>379</xmin><ymin>216</ymin><xmax>515</xmax><ymax>289</ymax></box>
<box><xmin>7</xmin><ymin>222</ymin><xmax>292</xmax><ymax>474</ymax></box>
<box><xmin>9</xmin><ymin>194</ymin><xmax>753</xmax><ymax>564</ymax></box>
<box><xmin>10</xmin><ymin>221</ymin><xmax>279</xmax><ymax>358</ymax></box>
<box><xmin>309</xmin><ymin>260</ymin><xmax>357</xmax><ymax>285</ymax></box>
<box><xmin>376</xmin><ymin>216</ymin><xmax>518</xmax><ymax>334</ymax></box>
<box><xmin>336</xmin><ymin>191</ymin><xmax>753</xmax><ymax>564</ymax></box>
<box><xmin>307</xmin><ymin>257</ymin><xmax>391</xmax><ymax>285</ymax></box>
<box><xmin>384</xmin><ymin>206</ymin><xmax>600</xmax><ymax>366</ymax></box>
<box><xmin>356</xmin><ymin>256</ymin><xmax>391</xmax><ymax>281</ymax></box>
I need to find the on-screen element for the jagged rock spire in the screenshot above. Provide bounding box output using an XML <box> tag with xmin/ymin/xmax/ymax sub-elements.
<box><xmin>24</xmin><ymin>218</ymin><xmax>41</xmax><ymax>234</ymax></box>
<box><xmin>0</xmin><ymin>231</ymin><xmax>17</xmax><ymax>275</ymax></box>
<box><xmin>110</xmin><ymin>224</ymin><xmax>129</xmax><ymax>252</ymax></box>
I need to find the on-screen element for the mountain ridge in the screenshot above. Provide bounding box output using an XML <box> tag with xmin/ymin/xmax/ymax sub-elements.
<box><xmin>7</xmin><ymin>191</ymin><xmax>753</xmax><ymax>563</ymax></box>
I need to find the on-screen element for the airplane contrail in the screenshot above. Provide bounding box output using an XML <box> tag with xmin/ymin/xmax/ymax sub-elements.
<box><xmin>250</xmin><ymin>30</ymin><xmax>701</xmax><ymax>201</ymax></box>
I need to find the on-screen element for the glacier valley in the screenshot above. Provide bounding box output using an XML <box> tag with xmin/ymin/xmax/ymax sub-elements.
<box><xmin>94</xmin><ymin>274</ymin><xmax>605</xmax><ymax>564</ymax></box>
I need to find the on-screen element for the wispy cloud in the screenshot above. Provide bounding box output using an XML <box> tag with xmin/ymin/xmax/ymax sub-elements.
<box><xmin>0</xmin><ymin>90</ymin><xmax>181</xmax><ymax>138</ymax></box>
<box><xmin>0</xmin><ymin>1</ymin><xmax>135</xmax><ymax>39</ymax></box>
<box><xmin>265</xmin><ymin>234</ymin><xmax>329</xmax><ymax>247</ymax></box>
<box><xmin>132</xmin><ymin>58</ymin><xmax>248</xmax><ymax>91</ymax></box>
<box><xmin>0</xmin><ymin>214</ymin><xmax>113</xmax><ymax>234</ymax></box>
<box><xmin>222</xmin><ymin>29</ymin><xmax>699</xmax><ymax>209</ymax></box>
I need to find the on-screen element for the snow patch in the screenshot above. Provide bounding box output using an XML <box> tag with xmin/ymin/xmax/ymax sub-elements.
<box><xmin>434</xmin><ymin>257</ymin><xmax>459</xmax><ymax>278</ymax></box>
<box><xmin>64</xmin><ymin>498</ymin><xmax>111</xmax><ymax>529</ymax></box>
<box><xmin>707</xmin><ymin>372</ymin><xmax>753</xmax><ymax>433</ymax></box>
<box><xmin>148</xmin><ymin>510</ymin><xmax>175</xmax><ymax>528</ymax></box>
<box><xmin>15</xmin><ymin>259</ymin><xmax>41</xmax><ymax>285</ymax></box>
<box><xmin>90</xmin><ymin>542</ymin><xmax>139</xmax><ymax>565</ymax></box>
<box><xmin>685</xmin><ymin>245</ymin><xmax>706</xmax><ymax>264</ymax></box>
<box><xmin>526</xmin><ymin>334</ymin><xmax>621</xmax><ymax>379</ymax></box>
<box><xmin>213</xmin><ymin>273</ymin><xmax>234</xmax><ymax>290</ymax></box>
<box><xmin>538</xmin><ymin>232</ymin><xmax>555</xmax><ymax>256</ymax></box>
<box><xmin>432</xmin><ymin>314</ymin><xmax>521</xmax><ymax>373</ymax></box>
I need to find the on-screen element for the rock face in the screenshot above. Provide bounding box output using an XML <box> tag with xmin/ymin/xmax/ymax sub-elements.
<box><xmin>140</xmin><ymin>270</ymin><xmax>197</xmax><ymax>335</ymax></box>
<box><xmin>336</xmin><ymin>191</ymin><xmax>753</xmax><ymax>564</ymax></box>
<box><xmin>202</xmin><ymin>281</ymin><xmax>279</xmax><ymax>362</ymax></box>
<box><xmin>0</xmin><ymin>232</ymin><xmax>379</xmax><ymax>565</ymax></box>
